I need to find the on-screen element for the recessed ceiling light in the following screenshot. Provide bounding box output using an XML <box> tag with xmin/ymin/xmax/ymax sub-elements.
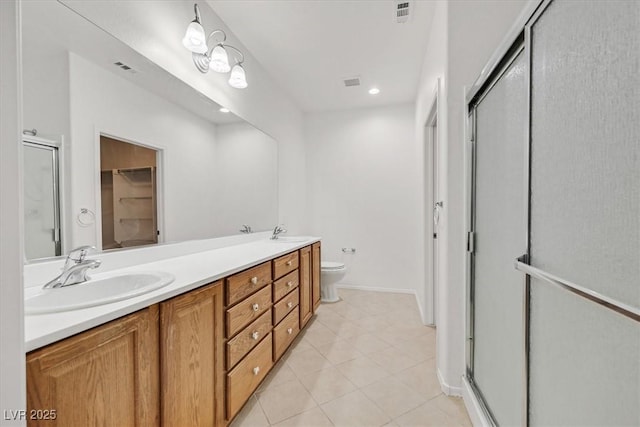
<box><xmin>219</xmin><ymin>107</ymin><xmax>230</xmax><ymax>113</ymax></box>
<box><xmin>369</xmin><ymin>88</ymin><xmax>380</xmax><ymax>95</ymax></box>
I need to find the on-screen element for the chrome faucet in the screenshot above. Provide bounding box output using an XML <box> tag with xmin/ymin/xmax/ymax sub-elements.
<box><xmin>239</xmin><ymin>224</ymin><xmax>253</xmax><ymax>234</ymax></box>
<box><xmin>270</xmin><ymin>224</ymin><xmax>287</xmax><ymax>240</ymax></box>
<box><xmin>44</xmin><ymin>246</ymin><xmax>102</xmax><ymax>289</ymax></box>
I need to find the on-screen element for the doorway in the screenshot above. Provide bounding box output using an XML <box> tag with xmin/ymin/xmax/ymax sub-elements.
<box><xmin>425</xmin><ymin>82</ymin><xmax>440</xmax><ymax>327</ymax></box>
<box><xmin>99</xmin><ymin>136</ymin><xmax>159</xmax><ymax>250</ymax></box>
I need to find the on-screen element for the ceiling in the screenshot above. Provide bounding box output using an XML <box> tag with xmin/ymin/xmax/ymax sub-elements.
<box><xmin>209</xmin><ymin>0</ymin><xmax>436</xmax><ymax>113</ymax></box>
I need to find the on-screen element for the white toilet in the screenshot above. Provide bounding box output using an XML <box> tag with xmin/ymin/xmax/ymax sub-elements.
<box><xmin>320</xmin><ymin>261</ymin><xmax>347</xmax><ymax>303</ymax></box>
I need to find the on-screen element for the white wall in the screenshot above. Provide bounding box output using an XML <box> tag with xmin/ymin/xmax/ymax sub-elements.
<box><xmin>0</xmin><ymin>0</ymin><xmax>26</xmax><ymax>424</ymax></box>
<box><xmin>214</xmin><ymin>122</ymin><xmax>278</xmax><ymax>236</ymax></box>
<box><xmin>441</xmin><ymin>0</ymin><xmax>528</xmax><ymax>393</ymax></box>
<box><xmin>415</xmin><ymin>0</ymin><xmax>448</xmax><ymax>325</ymax></box>
<box><xmin>61</xmin><ymin>1</ymin><xmax>308</xmax><ymax>234</ymax></box>
<box><xmin>22</xmin><ymin>51</ymin><xmax>69</xmax><ymax>141</ymax></box>
<box><xmin>306</xmin><ymin>103</ymin><xmax>421</xmax><ymax>294</ymax></box>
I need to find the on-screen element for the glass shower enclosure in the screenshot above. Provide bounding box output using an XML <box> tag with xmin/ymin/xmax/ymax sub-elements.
<box><xmin>465</xmin><ymin>0</ymin><xmax>639</xmax><ymax>425</ymax></box>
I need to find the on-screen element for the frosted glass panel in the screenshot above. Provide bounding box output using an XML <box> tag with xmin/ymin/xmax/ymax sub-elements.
<box><xmin>530</xmin><ymin>0</ymin><xmax>640</xmax><ymax>306</ymax></box>
<box><xmin>529</xmin><ymin>0</ymin><xmax>640</xmax><ymax>425</ymax></box>
<box><xmin>473</xmin><ymin>51</ymin><xmax>526</xmax><ymax>426</ymax></box>
<box><xmin>529</xmin><ymin>280</ymin><xmax>640</xmax><ymax>426</ymax></box>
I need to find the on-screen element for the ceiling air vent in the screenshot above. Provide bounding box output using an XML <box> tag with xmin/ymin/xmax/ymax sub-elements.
<box><xmin>394</xmin><ymin>1</ymin><xmax>412</xmax><ymax>23</ymax></box>
<box><xmin>343</xmin><ymin>77</ymin><xmax>361</xmax><ymax>87</ymax></box>
<box><xmin>113</xmin><ymin>61</ymin><xmax>137</xmax><ymax>74</ymax></box>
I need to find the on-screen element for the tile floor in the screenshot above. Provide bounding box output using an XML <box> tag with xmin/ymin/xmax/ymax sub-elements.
<box><xmin>231</xmin><ymin>288</ymin><xmax>472</xmax><ymax>427</ymax></box>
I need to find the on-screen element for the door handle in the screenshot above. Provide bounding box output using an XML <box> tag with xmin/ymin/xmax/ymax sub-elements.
<box><xmin>433</xmin><ymin>201</ymin><xmax>443</xmax><ymax>226</ymax></box>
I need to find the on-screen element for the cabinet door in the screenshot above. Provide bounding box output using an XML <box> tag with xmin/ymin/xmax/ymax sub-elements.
<box><xmin>311</xmin><ymin>242</ymin><xmax>321</xmax><ymax>311</ymax></box>
<box><xmin>160</xmin><ymin>282</ymin><xmax>224</xmax><ymax>427</ymax></box>
<box><xmin>299</xmin><ymin>246</ymin><xmax>313</xmax><ymax>327</ymax></box>
<box><xmin>26</xmin><ymin>307</ymin><xmax>159</xmax><ymax>427</ymax></box>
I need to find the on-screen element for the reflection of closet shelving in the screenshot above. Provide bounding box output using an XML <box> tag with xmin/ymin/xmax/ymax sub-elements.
<box><xmin>112</xmin><ymin>167</ymin><xmax>157</xmax><ymax>246</ymax></box>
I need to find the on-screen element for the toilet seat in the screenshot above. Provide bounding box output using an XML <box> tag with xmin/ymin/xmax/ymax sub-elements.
<box><xmin>321</xmin><ymin>261</ymin><xmax>345</xmax><ymax>271</ymax></box>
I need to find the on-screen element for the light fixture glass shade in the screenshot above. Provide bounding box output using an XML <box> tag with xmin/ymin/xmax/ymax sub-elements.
<box><xmin>182</xmin><ymin>21</ymin><xmax>208</xmax><ymax>54</ymax></box>
<box><xmin>228</xmin><ymin>64</ymin><xmax>248</xmax><ymax>89</ymax></box>
<box><xmin>210</xmin><ymin>45</ymin><xmax>231</xmax><ymax>73</ymax></box>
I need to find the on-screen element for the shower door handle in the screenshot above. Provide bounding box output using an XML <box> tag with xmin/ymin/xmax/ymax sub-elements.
<box><xmin>514</xmin><ymin>256</ymin><xmax>639</xmax><ymax>322</ymax></box>
<box><xmin>433</xmin><ymin>201</ymin><xmax>443</xmax><ymax>227</ymax></box>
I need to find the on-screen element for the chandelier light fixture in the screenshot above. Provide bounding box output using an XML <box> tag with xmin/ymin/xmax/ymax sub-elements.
<box><xmin>182</xmin><ymin>4</ymin><xmax>248</xmax><ymax>89</ymax></box>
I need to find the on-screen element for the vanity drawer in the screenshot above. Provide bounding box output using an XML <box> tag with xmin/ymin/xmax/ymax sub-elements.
<box><xmin>274</xmin><ymin>307</ymin><xmax>300</xmax><ymax>361</ymax></box>
<box><xmin>273</xmin><ymin>288</ymin><xmax>299</xmax><ymax>326</ymax></box>
<box><xmin>273</xmin><ymin>251</ymin><xmax>299</xmax><ymax>279</ymax></box>
<box><xmin>226</xmin><ymin>310</ymin><xmax>272</xmax><ymax>369</ymax></box>
<box><xmin>273</xmin><ymin>270</ymin><xmax>299</xmax><ymax>302</ymax></box>
<box><xmin>227</xmin><ymin>333</ymin><xmax>273</xmax><ymax>420</ymax></box>
<box><xmin>227</xmin><ymin>262</ymin><xmax>271</xmax><ymax>306</ymax></box>
<box><xmin>226</xmin><ymin>285</ymin><xmax>272</xmax><ymax>338</ymax></box>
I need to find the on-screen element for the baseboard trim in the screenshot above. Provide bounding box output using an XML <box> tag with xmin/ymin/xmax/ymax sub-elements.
<box><xmin>462</xmin><ymin>375</ymin><xmax>492</xmax><ymax>427</ymax></box>
<box><xmin>335</xmin><ymin>283</ymin><xmax>415</xmax><ymax>295</ymax></box>
<box><xmin>437</xmin><ymin>368</ymin><xmax>462</xmax><ymax>397</ymax></box>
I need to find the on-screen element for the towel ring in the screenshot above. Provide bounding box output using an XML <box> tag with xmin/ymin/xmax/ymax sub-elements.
<box><xmin>77</xmin><ymin>208</ymin><xmax>95</xmax><ymax>227</ymax></box>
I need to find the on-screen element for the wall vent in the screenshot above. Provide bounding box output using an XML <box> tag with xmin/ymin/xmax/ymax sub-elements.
<box><xmin>343</xmin><ymin>77</ymin><xmax>361</xmax><ymax>87</ymax></box>
<box><xmin>394</xmin><ymin>1</ymin><xmax>412</xmax><ymax>23</ymax></box>
<box><xmin>113</xmin><ymin>61</ymin><xmax>137</xmax><ymax>73</ymax></box>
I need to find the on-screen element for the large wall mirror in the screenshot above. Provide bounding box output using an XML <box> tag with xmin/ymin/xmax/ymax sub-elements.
<box><xmin>21</xmin><ymin>1</ymin><xmax>279</xmax><ymax>262</ymax></box>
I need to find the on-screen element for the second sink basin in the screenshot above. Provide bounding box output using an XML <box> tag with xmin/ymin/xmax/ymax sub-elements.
<box><xmin>25</xmin><ymin>271</ymin><xmax>175</xmax><ymax>315</ymax></box>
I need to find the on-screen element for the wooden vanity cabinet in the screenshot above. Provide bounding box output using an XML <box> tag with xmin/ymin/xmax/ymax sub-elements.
<box><xmin>299</xmin><ymin>246</ymin><xmax>313</xmax><ymax>327</ymax></box>
<box><xmin>312</xmin><ymin>242</ymin><xmax>321</xmax><ymax>311</ymax></box>
<box><xmin>160</xmin><ymin>281</ymin><xmax>224</xmax><ymax>427</ymax></box>
<box><xmin>26</xmin><ymin>306</ymin><xmax>160</xmax><ymax>427</ymax></box>
<box><xmin>26</xmin><ymin>242</ymin><xmax>322</xmax><ymax>427</ymax></box>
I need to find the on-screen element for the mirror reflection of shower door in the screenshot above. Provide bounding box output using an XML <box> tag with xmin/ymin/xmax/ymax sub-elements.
<box><xmin>23</xmin><ymin>140</ymin><xmax>62</xmax><ymax>259</ymax></box>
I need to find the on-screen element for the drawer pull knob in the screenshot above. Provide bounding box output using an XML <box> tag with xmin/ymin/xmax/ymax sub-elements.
<box><xmin>287</xmin><ymin>281</ymin><xmax>293</xmax><ymax>288</ymax></box>
<box><xmin>287</xmin><ymin>328</ymin><xmax>293</xmax><ymax>335</ymax></box>
<box><xmin>287</xmin><ymin>301</ymin><xmax>293</xmax><ymax>308</ymax></box>
<box><xmin>252</xmin><ymin>303</ymin><xmax>260</xmax><ymax>312</ymax></box>
<box><xmin>253</xmin><ymin>367</ymin><xmax>260</xmax><ymax>376</ymax></box>
<box><xmin>286</xmin><ymin>261</ymin><xmax>292</xmax><ymax>266</ymax></box>
<box><xmin>251</xmin><ymin>331</ymin><xmax>259</xmax><ymax>340</ymax></box>
<box><xmin>250</xmin><ymin>276</ymin><xmax>258</xmax><ymax>285</ymax></box>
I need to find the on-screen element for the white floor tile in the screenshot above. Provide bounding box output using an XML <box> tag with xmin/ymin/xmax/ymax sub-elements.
<box><xmin>238</xmin><ymin>288</ymin><xmax>470</xmax><ymax>426</ymax></box>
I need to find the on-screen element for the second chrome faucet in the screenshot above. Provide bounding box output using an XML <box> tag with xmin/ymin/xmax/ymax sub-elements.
<box><xmin>270</xmin><ymin>224</ymin><xmax>287</xmax><ymax>240</ymax></box>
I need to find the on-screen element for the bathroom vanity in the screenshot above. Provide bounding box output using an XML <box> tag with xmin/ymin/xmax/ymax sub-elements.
<box><xmin>24</xmin><ymin>238</ymin><xmax>321</xmax><ymax>426</ymax></box>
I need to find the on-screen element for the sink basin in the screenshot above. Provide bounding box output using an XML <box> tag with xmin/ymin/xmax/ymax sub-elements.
<box><xmin>25</xmin><ymin>271</ymin><xmax>175</xmax><ymax>314</ymax></box>
<box><xmin>270</xmin><ymin>236</ymin><xmax>313</xmax><ymax>243</ymax></box>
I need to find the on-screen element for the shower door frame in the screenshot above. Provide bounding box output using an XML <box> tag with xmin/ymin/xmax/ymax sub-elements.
<box><xmin>465</xmin><ymin>40</ymin><xmax>527</xmax><ymax>427</ymax></box>
<box><xmin>465</xmin><ymin>0</ymin><xmax>640</xmax><ymax>425</ymax></box>
<box><xmin>22</xmin><ymin>136</ymin><xmax>65</xmax><ymax>259</ymax></box>
<box><xmin>464</xmin><ymin>1</ymin><xmax>545</xmax><ymax>425</ymax></box>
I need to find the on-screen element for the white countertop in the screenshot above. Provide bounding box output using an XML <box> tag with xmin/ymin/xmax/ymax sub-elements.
<box><xmin>25</xmin><ymin>237</ymin><xmax>320</xmax><ymax>352</ymax></box>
